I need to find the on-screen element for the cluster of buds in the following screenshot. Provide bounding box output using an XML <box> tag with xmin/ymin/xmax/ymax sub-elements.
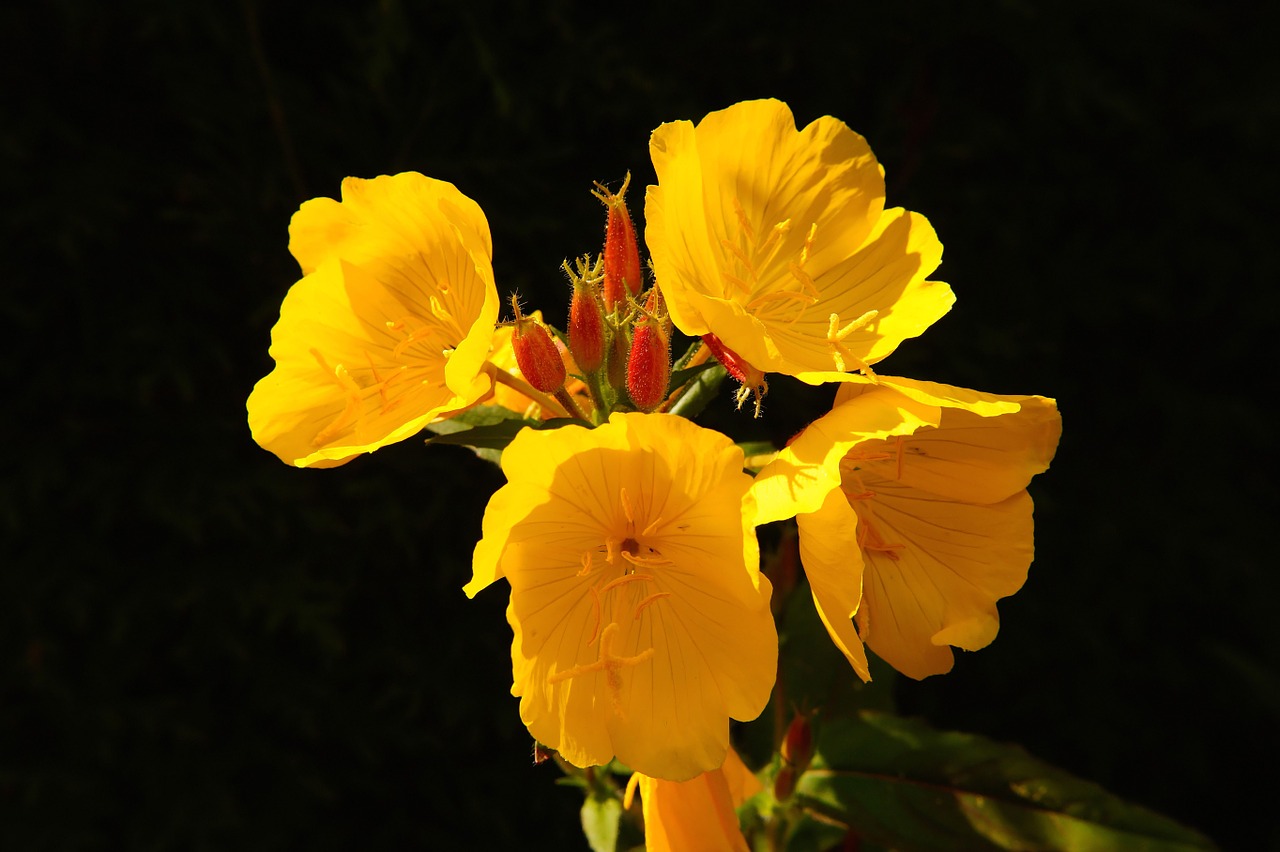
<box><xmin>508</xmin><ymin>172</ymin><xmax>674</xmax><ymax>421</ymax></box>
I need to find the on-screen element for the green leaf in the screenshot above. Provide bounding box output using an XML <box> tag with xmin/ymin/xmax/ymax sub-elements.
<box><xmin>581</xmin><ymin>792</ymin><xmax>623</xmax><ymax>852</ymax></box>
<box><xmin>779</xmin><ymin>572</ymin><xmax>897</xmax><ymax>717</ymax></box>
<box><xmin>422</xmin><ymin>405</ymin><xmax>583</xmax><ymax>464</ymax></box>
<box><xmin>666</xmin><ymin>363</ymin><xmax>727</xmax><ymax>420</ymax></box>
<box><xmin>795</xmin><ymin>712</ymin><xmax>1218</xmax><ymax>851</ymax></box>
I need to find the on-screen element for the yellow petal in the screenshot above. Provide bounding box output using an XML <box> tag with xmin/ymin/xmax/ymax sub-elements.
<box><xmin>795</xmin><ymin>488</ymin><xmax>872</xmax><ymax>681</ymax></box>
<box><xmin>855</xmin><ymin>487</ymin><xmax>1036</xmax><ymax>679</ymax></box>
<box><xmin>773</xmin><ymin>379</ymin><xmax>1060</xmax><ymax>680</ymax></box>
<box><xmin>468</xmin><ymin>413</ymin><xmax>777</xmax><ymax>780</ymax></box>
<box><xmin>840</xmin><ymin>377</ymin><xmax>1061</xmax><ymax>504</ymax></box>
<box><xmin>248</xmin><ymin>173</ymin><xmax>499</xmax><ymax>466</ymax></box>
<box><xmin>289</xmin><ymin>173</ymin><xmax>492</xmax><ymax>277</ymax></box>
<box><xmin>750</xmin><ymin>385</ymin><xmax>938</xmax><ymax>526</ymax></box>
<box><xmin>646</xmin><ymin>99</ymin><xmax>951</xmax><ymax>380</ymax></box>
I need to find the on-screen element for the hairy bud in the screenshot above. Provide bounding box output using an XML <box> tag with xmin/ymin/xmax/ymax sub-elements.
<box><xmin>593</xmin><ymin>172</ymin><xmax>643</xmax><ymax>312</ymax></box>
<box><xmin>626</xmin><ymin>289</ymin><xmax>670</xmax><ymax>412</ymax></box>
<box><xmin>510</xmin><ymin>297</ymin><xmax>566</xmax><ymax>394</ymax></box>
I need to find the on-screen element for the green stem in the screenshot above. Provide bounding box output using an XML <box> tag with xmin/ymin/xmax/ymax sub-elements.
<box><xmin>554</xmin><ymin>386</ymin><xmax>591</xmax><ymax>423</ymax></box>
<box><xmin>584</xmin><ymin>369</ymin><xmax>610</xmax><ymax>424</ymax></box>
<box><xmin>488</xmin><ymin>365</ymin><xmax>571</xmax><ymax>419</ymax></box>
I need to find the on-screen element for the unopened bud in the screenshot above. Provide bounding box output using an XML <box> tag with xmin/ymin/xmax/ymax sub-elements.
<box><xmin>592</xmin><ymin>172</ymin><xmax>643</xmax><ymax>312</ymax></box>
<box><xmin>773</xmin><ymin>764</ymin><xmax>797</xmax><ymax>802</ymax></box>
<box><xmin>780</xmin><ymin>712</ymin><xmax>813</xmax><ymax>772</ymax></box>
<box><xmin>626</xmin><ymin>289</ymin><xmax>670</xmax><ymax>412</ymax></box>
<box><xmin>567</xmin><ymin>270</ymin><xmax>606</xmax><ymax>374</ymax></box>
<box><xmin>510</xmin><ymin>297</ymin><xmax>566</xmax><ymax>394</ymax></box>
<box><xmin>606</xmin><ymin>330</ymin><xmax>629</xmax><ymax>390</ymax></box>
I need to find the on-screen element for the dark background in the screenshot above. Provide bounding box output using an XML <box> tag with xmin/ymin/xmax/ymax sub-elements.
<box><xmin>4</xmin><ymin>1</ymin><xmax>1274</xmax><ymax>849</ymax></box>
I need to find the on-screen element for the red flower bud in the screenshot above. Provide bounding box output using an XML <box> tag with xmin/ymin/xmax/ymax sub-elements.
<box><xmin>780</xmin><ymin>712</ymin><xmax>814</xmax><ymax>771</ymax></box>
<box><xmin>593</xmin><ymin>172</ymin><xmax>643</xmax><ymax>312</ymax></box>
<box><xmin>626</xmin><ymin>289</ymin><xmax>670</xmax><ymax>412</ymax></box>
<box><xmin>568</xmin><ymin>278</ymin><xmax>606</xmax><ymax>374</ymax></box>
<box><xmin>773</xmin><ymin>764</ymin><xmax>797</xmax><ymax>802</ymax></box>
<box><xmin>510</xmin><ymin>298</ymin><xmax>566</xmax><ymax>394</ymax></box>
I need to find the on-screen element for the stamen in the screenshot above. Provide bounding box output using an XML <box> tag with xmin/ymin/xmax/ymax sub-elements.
<box><xmin>601</xmin><ymin>573</ymin><xmax>656</xmax><ymax>594</ymax></box>
<box><xmin>623</xmin><ymin>773</ymin><xmax>640</xmax><ymax>810</ymax></box>
<box><xmin>428</xmin><ymin>294</ymin><xmax>455</xmax><ymax>326</ymax></box>
<box><xmin>746</xmin><ymin>290</ymin><xmax>816</xmax><ymax>312</ymax></box>
<box><xmin>826</xmin><ymin>311</ymin><xmax>879</xmax><ymax>374</ymax></box>
<box><xmin>633</xmin><ymin>592</ymin><xmax>672</xmax><ymax>619</ymax></box>
<box><xmin>546</xmin><ymin>623</ymin><xmax>656</xmax><ymax>718</ymax></box>
<box><xmin>619</xmin><ymin>487</ymin><xmax>635</xmax><ymax>526</ymax></box>
<box><xmin>733</xmin><ymin>381</ymin><xmax>767</xmax><ymax>418</ymax></box>
<box><xmin>731</xmin><ymin>197</ymin><xmax>756</xmax><ymax>244</ymax></box>
<box><xmin>799</xmin><ymin>222</ymin><xmax>818</xmax><ymax>266</ymax></box>
<box><xmin>721</xmin><ymin>270</ymin><xmax>752</xmax><ymax>295</ymax></box>
<box><xmin>640</xmin><ymin>516</ymin><xmax>664</xmax><ymax>537</ymax></box>
<box><xmin>719</xmin><ymin>238</ymin><xmax>755</xmax><ymax>279</ymax></box>
<box><xmin>788</xmin><ymin>262</ymin><xmax>821</xmax><ymax>301</ymax></box>
<box><xmin>310</xmin><ymin>349</ymin><xmax>364</xmax><ymax>445</ymax></box>
<box><xmin>857</xmin><ymin>518</ymin><xmax>904</xmax><ymax>561</ymax></box>
<box><xmin>621</xmin><ymin>550</ymin><xmax>671</xmax><ymax>568</ymax></box>
<box><xmin>577</xmin><ymin>551</ymin><xmax>596</xmax><ymax>577</ymax></box>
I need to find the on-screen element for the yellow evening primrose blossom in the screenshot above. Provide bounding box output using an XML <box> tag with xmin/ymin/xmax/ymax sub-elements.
<box><xmin>627</xmin><ymin>747</ymin><xmax>760</xmax><ymax>852</ymax></box>
<box><xmin>465</xmin><ymin>413</ymin><xmax>776</xmax><ymax>781</ymax></box>
<box><xmin>645</xmin><ymin>99</ymin><xmax>954</xmax><ymax>388</ymax></box>
<box><xmin>248</xmin><ymin>172</ymin><xmax>500</xmax><ymax>467</ymax></box>
<box><xmin>751</xmin><ymin>376</ymin><xmax>1061</xmax><ymax>680</ymax></box>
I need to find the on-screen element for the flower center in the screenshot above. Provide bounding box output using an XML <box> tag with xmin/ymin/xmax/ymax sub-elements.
<box><xmin>305</xmin><ymin>285</ymin><xmax>466</xmax><ymax>447</ymax></box>
<box><xmin>719</xmin><ymin>197</ymin><xmax>821</xmax><ymax>324</ymax></box>
<box><xmin>553</xmin><ymin>488</ymin><xmax>675</xmax><ymax>713</ymax></box>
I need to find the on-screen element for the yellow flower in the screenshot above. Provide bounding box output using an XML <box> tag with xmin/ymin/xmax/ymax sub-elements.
<box><xmin>751</xmin><ymin>376</ymin><xmax>1061</xmax><ymax>680</ymax></box>
<box><xmin>247</xmin><ymin>172</ymin><xmax>499</xmax><ymax>467</ymax></box>
<box><xmin>629</xmin><ymin>747</ymin><xmax>760</xmax><ymax>852</ymax></box>
<box><xmin>645</xmin><ymin>99</ymin><xmax>953</xmax><ymax>384</ymax></box>
<box><xmin>465</xmin><ymin>413</ymin><xmax>776</xmax><ymax>781</ymax></box>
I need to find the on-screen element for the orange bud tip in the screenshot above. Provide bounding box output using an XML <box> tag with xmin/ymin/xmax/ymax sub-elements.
<box><xmin>593</xmin><ymin>172</ymin><xmax>643</xmax><ymax>311</ymax></box>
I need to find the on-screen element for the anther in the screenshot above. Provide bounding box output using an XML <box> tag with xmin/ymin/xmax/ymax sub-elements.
<box><xmin>619</xmin><ymin>487</ymin><xmax>635</xmax><ymax>526</ymax></box>
<box><xmin>633</xmin><ymin>592</ymin><xmax>672</xmax><ymax>619</ymax></box>
<box><xmin>826</xmin><ymin>310</ymin><xmax>879</xmax><ymax>373</ymax></box>
<box><xmin>731</xmin><ymin>197</ymin><xmax>756</xmax><ymax>244</ymax></box>
<box><xmin>601</xmin><ymin>573</ymin><xmax>656</xmax><ymax>594</ymax></box>
<box><xmin>546</xmin><ymin>623</ymin><xmax>656</xmax><ymax>717</ymax></box>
